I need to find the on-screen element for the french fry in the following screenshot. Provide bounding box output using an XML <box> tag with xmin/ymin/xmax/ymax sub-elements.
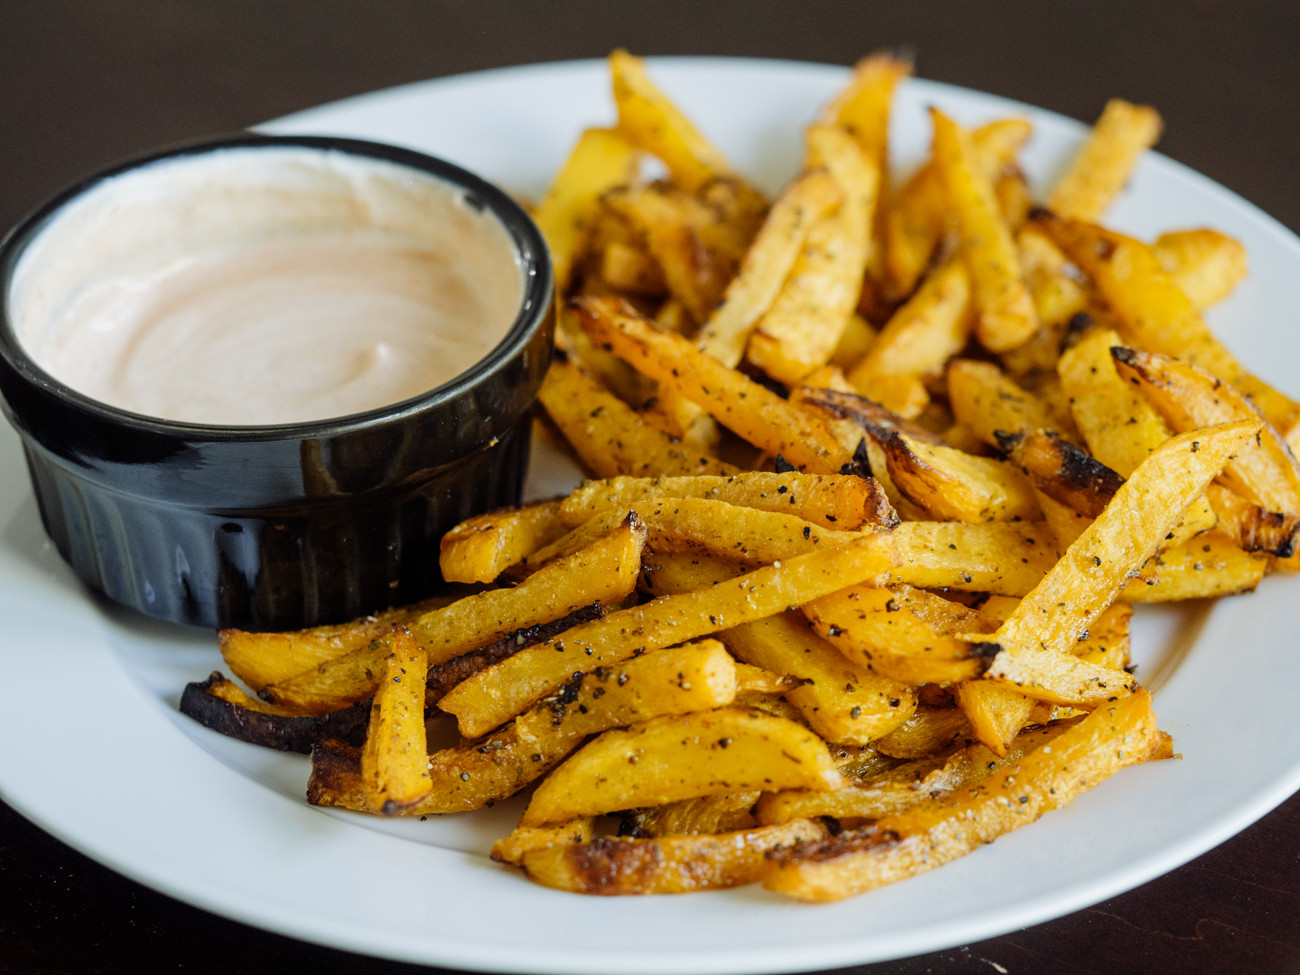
<box><xmin>822</xmin><ymin>51</ymin><xmax>910</xmax><ymax>283</ymax></box>
<box><xmin>696</xmin><ymin>168</ymin><xmax>842</xmax><ymax>368</ymax></box>
<box><xmin>1038</xmin><ymin>211</ymin><xmax>1300</xmax><ymax>443</ymax></box>
<box><xmin>538</xmin><ymin>355</ymin><xmax>736</xmax><ymax>478</ymax></box>
<box><xmin>1120</xmin><ymin>531</ymin><xmax>1268</xmax><ymax>602</ymax></box>
<box><xmin>217</xmin><ymin>593</ymin><xmax>456</xmax><ymax>693</ymax></box>
<box><xmin>1047</xmin><ymin>99</ymin><xmax>1162</xmax><ymax>222</ymax></box>
<box><xmin>756</xmin><ymin>722</ymin><xmax>1067</xmax><ymax>826</ymax></box>
<box><xmin>610</xmin><ymin>49</ymin><xmax>762</xmax><ymax>205</ymax></box>
<box><xmin>888</xmin><ymin>521</ymin><xmax>1060</xmax><ymax>596</ymax></box>
<box><xmin>997</xmin><ymin>430</ymin><xmax>1124</xmax><ymax>519</ymax></box>
<box><xmin>805</xmin><ymin>583</ymin><xmax>1000</xmax><ymax>686</ymax></box>
<box><xmin>747</xmin><ymin>125</ymin><xmax>878</xmax><ymax>383</ymax></box>
<box><xmin>520</xmin><ymin>820</ymin><xmax>826</xmax><ymax>895</ymax></box>
<box><xmin>930</xmin><ymin>108</ymin><xmax>1038</xmax><ymax>352</ymax></box>
<box><xmin>359</xmin><ymin>628</ymin><xmax>432</xmax><ymax>815</ymax></box>
<box><xmin>885</xmin><ymin>118</ymin><xmax>1033</xmax><ymax>300</ymax></box>
<box><xmin>1154</xmin><ymin>228</ymin><xmax>1248</xmax><ymax>311</ymax></box>
<box><xmin>576</xmin><ymin>296</ymin><xmax>852</xmax><ymax>473</ymax></box>
<box><xmin>947</xmin><ymin>359</ymin><xmax>1069</xmax><ymax>448</ymax></box>
<box><xmin>763</xmin><ymin>690</ymin><xmax>1166</xmax><ymax>900</ymax></box>
<box><xmin>532</xmin><ymin>127</ymin><xmax>641</xmax><ymax>291</ymax></box>
<box><xmin>868</xmin><ymin>428</ymin><xmax>1040</xmax><ymax>523</ymax></box>
<box><xmin>491</xmin><ymin>820</ymin><xmax>594</xmax><ymax>867</ymax></box>
<box><xmin>1057</xmin><ymin>328</ymin><xmax>1218</xmax><ymax>540</ymax></box>
<box><xmin>846</xmin><ymin>259</ymin><xmax>971</xmax><ymax>416</ymax></box>
<box><xmin>984</xmin><ymin>423</ymin><xmax>1257</xmax><ymax>713</ymax></box>
<box><xmin>558</xmin><ymin>471</ymin><xmax>894</xmax><ymax>531</ymax></box>
<box><xmin>520</xmin><ymin>707</ymin><xmax>845</xmax><ymax>827</ymax></box>
<box><xmin>600</xmin><ymin>239</ymin><xmax>666</xmax><ymax>295</ymax></box>
<box><xmin>263</xmin><ymin>516</ymin><xmax>647</xmax><ymax>714</ymax></box>
<box><xmin>1111</xmin><ymin>347</ymin><xmax>1300</xmax><ymax>517</ymax></box>
<box><xmin>439</xmin><ymin>500</ymin><xmax>568</xmax><ymax>584</ymax></box>
<box><xmin>643</xmin><ymin>553</ymin><xmax>917</xmax><ymax>744</ymax></box>
<box><xmin>438</xmin><ymin>532</ymin><xmax>898</xmax><ymax>738</ymax></box>
<box><xmin>178</xmin><ymin>673</ymin><xmax>369</xmax><ymax>753</ymax></box>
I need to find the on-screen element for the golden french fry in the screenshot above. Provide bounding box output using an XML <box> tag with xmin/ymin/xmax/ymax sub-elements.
<box><xmin>984</xmin><ymin>423</ymin><xmax>1257</xmax><ymax>712</ymax></box>
<box><xmin>643</xmin><ymin>552</ymin><xmax>917</xmax><ymax>744</ymax></box>
<box><xmin>885</xmin><ymin>118</ymin><xmax>1033</xmax><ymax>300</ymax></box>
<box><xmin>559</xmin><ymin>471</ymin><xmax>893</xmax><ymax>531</ymax></box>
<box><xmin>439</xmin><ymin>500</ymin><xmax>568</xmax><ymax>585</ymax></box>
<box><xmin>575</xmin><ymin>296</ymin><xmax>852</xmax><ymax>473</ymax></box>
<box><xmin>1154</xmin><ymin>228</ymin><xmax>1248</xmax><ymax>311</ymax></box>
<box><xmin>763</xmin><ymin>690</ymin><xmax>1166</xmax><ymax>901</ymax></box>
<box><xmin>930</xmin><ymin>108</ymin><xmax>1038</xmax><ymax>352</ymax></box>
<box><xmin>532</xmin><ymin>127</ymin><xmax>641</xmax><ymax>291</ymax></box>
<box><xmin>521</xmin><ymin>707</ymin><xmax>845</xmax><ymax>827</ymax></box>
<box><xmin>747</xmin><ymin>125</ymin><xmax>878</xmax><ymax>383</ymax></box>
<box><xmin>520</xmin><ymin>820</ymin><xmax>826</xmax><ymax>895</ymax></box>
<box><xmin>697</xmin><ymin>168</ymin><xmax>842</xmax><ymax>368</ymax></box>
<box><xmin>360</xmin><ymin>627</ymin><xmax>432</xmax><ymax>815</ymax></box>
<box><xmin>947</xmin><ymin>358</ymin><xmax>1068</xmax><ymax>448</ymax></box>
<box><xmin>1111</xmin><ymin>347</ymin><xmax>1300</xmax><ymax>517</ymax></box>
<box><xmin>1047</xmin><ymin>99</ymin><xmax>1162</xmax><ymax>222</ymax></box>
<box><xmin>538</xmin><ymin>355</ymin><xmax>736</xmax><ymax>478</ymax></box>
<box><xmin>264</xmin><ymin>516</ymin><xmax>647</xmax><ymax>714</ymax></box>
<box><xmin>888</xmin><ymin>521</ymin><xmax>1060</xmax><ymax>596</ymax></box>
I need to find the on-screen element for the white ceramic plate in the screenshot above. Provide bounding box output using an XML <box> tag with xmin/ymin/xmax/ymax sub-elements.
<box><xmin>2</xmin><ymin>58</ymin><xmax>1299</xmax><ymax>975</ymax></box>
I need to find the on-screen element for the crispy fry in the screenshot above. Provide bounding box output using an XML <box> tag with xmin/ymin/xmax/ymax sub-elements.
<box><xmin>930</xmin><ymin>108</ymin><xmax>1038</xmax><ymax>352</ymax></box>
<box><xmin>538</xmin><ymin>355</ymin><xmax>736</xmax><ymax>478</ymax></box>
<box><xmin>533</xmin><ymin>127</ymin><xmax>641</xmax><ymax>291</ymax></box>
<box><xmin>747</xmin><ymin>126</ymin><xmax>878</xmax><ymax>383</ymax></box>
<box><xmin>521</xmin><ymin>707</ymin><xmax>844</xmax><ymax>826</ymax></box>
<box><xmin>1154</xmin><ymin>228</ymin><xmax>1248</xmax><ymax>311</ymax></box>
<box><xmin>643</xmin><ymin>553</ymin><xmax>917</xmax><ymax>744</ymax></box>
<box><xmin>763</xmin><ymin>691</ymin><xmax>1165</xmax><ymax>900</ymax></box>
<box><xmin>947</xmin><ymin>358</ymin><xmax>1069</xmax><ymax>449</ymax></box>
<box><xmin>178</xmin><ymin>672</ymin><xmax>369</xmax><ymax>753</ymax></box>
<box><xmin>885</xmin><ymin>118</ymin><xmax>1033</xmax><ymax>300</ymax></box>
<box><xmin>576</xmin><ymin>297</ymin><xmax>851</xmax><ymax>472</ymax></box>
<box><xmin>1047</xmin><ymin>99</ymin><xmax>1162</xmax><ymax>222</ymax></box>
<box><xmin>360</xmin><ymin>628</ymin><xmax>432</xmax><ymax>815</ymax></box>
<box><xmin>696</xmin><ymin>168</ymin><xmax>841</xmax><ymax>368</ymax></box>
<box><xmin>521</xmin><ymin>820</ymin><xmax>826</xmax><ymax>895</ymax></box>
<box><xmin>984</xmin><ymin>423</ymin><xmax>1256</xmax><ymax>712</ymax></box>
<box><xmin>888</xmin><ymin>521</ymin><xmax>1059</xmax><ymax>596</ymax></box>
<box><xmin>439</xmin><ymin>500</ymin><xmax>568</xmax><ymax>585</ymax></box>
<box><xmin>558</xmin><ymin>471</ymin><xmax>894</xmax><ymax>531</ymax></box>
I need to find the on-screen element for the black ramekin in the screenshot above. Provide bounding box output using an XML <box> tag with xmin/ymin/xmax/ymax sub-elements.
<box><xmin>0</xmin><ymin>135</ymin><xmax>553</xmax><ymax>630</ymax></box>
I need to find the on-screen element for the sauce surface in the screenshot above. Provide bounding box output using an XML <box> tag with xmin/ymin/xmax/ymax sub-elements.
<box><xmin>9</xmin><ymin>147</ymin><xmax>524</xmax><ymax>425</ymax></box>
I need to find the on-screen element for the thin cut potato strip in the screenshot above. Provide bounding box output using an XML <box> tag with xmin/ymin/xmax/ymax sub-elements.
<box><xmin>930</xmin><ymin>108</ymin><xmax>1038</xmax><ymax>352</ymax></box>
<box><xmin>575</xmin><ymin>296</ymin><xmax>852</xmax><ymax>473</ymax></box>
<box><xmin>520</xmin><ymin>820</ymin><xmax>826</xmax><ymax>895</ymax></box>
<box><xmin>763</xmin><ymin>690</ymin><xmax>1166</xmax><ymax>901</ymax></box>
<box><xmin>438</xmin><ymin>531</ymin><xmax>898</xmax><ymax>738</ymax></box>
<box><xmin>696</xmin><ymin>167</ymin><xmax>842</xmax><ymax>369</ymax></box>
<box><xmin>984</xmin><ymin>422</ymin><xmax>1257</xmax><ymax>709</ymax></box>
<box><xmin>309</xmin><ymin>640</ymin><xmax>740</xmax><ymax>817</ymax></box>
<box><xmin>521</xmin><ymin>707</ymin><xmax>845</xmax><ymax>827</ymax></box>
<box><xmin>1154</xmin><ymin>228</ymin><xmax>1248</xmax><ymax>311</ymax></box>
<box><xmin>746</xmin><ymin>125</ymin><xmax>878</xmax><ymax>383</ymax></box>
<box><xmin>1047</xmin><ymin>99</ymin><xmax>1162</xmax><ymax>222</ymax></box>
<box><xmin>538</xmin><ymin>355</ymin><xmax>737</xmax><ymax>478</ymax></box>
<box><xmin>885</xmin><ymin>117</ymin><xmax>1033</xmax><ymax>300</ymax></box>
<box><xmin>359</xmin><ymin>628</ymin><xmax>432</xmax><ymax>815</ymax></box>
<box><xmin>558</xmin><ymin>471</ymin><xmax>893</xmax><ymax>531</ymax></box>
<box><xmin>532</xmin><ymin>126</ymin><xmax>641</xmax><ymax>291</ymax></box>
<box><xmin>642</xmin><ymin>552</ymin><xmax>917</xmax><ymax>744</ymax></box>
<box><xmin>439</xmin><ymin>499</ymin><xmax>568</xmax><ymax>585</ymax></box>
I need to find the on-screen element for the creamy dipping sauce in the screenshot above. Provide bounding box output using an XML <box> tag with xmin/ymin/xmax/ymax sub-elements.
<box><xmin>8</xmin><ymin>147</ymin><xmax>524</xmax><ymax>425</ymax></box>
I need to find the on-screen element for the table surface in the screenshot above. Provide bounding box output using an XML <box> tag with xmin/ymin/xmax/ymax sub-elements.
<box><xmin>2</xmin><ymin>2</ymin><xmax>1297</xmax><ymax>973</ymax></box>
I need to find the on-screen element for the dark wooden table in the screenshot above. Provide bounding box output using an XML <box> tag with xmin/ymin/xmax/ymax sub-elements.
<box><xmin>2</xmin><ymin>3</ymin><xmax>1297</xmax><ymax>973</ymax></box>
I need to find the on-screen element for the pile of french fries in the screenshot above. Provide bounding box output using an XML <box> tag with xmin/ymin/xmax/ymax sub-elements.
<box><xmin>182</xmin><ymin>50</ymin><xmax>1300</xmax><ymax>902</ymax></box>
